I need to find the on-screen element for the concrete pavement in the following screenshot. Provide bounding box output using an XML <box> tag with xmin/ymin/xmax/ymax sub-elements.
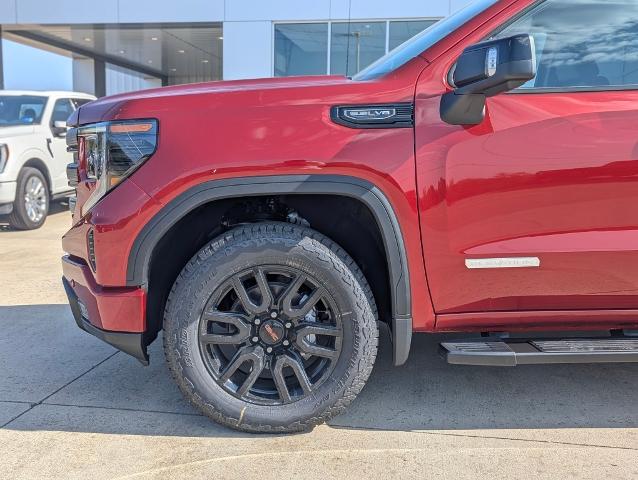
<box><xmin>1</xmin><ymin>206</ymin><xmax>637</xmax><ymax>479</ymax></box>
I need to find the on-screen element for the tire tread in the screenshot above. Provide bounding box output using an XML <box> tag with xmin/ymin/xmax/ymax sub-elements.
<box><xmin>163</xmin><ymin>221</ymin><xmax>379</xmax><ymax>433</ymax></box>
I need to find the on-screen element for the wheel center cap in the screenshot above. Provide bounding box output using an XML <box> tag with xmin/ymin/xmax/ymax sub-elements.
<box><xmin>259</xmin><ymin>320</ymin><xmax>285</xmax><ymax>345</ymax></box>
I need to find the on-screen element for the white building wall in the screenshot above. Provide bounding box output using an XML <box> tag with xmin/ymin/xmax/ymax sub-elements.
<box><xmin>72</xmin><ymin>57</ymin><xmax>95</xmax><ymax>94</ymax></box>
<box><xmin>221</xmin><ymin>0</ymin><xmax>474</xmax><ymax>80</ymax></box>
<box><xmin>15</xmin><ymin>0</ymin><xmax>120</xmax><ymax>23</ymax></box>
<box><xmin>118</xmin><ymin>0</ymin><xmax>224</xmax><ymax>23</ymax></box>
<box><xmin>1</xmin><ymin>0</ymin><xmax>478</xmax><ymax>83</ymax></box>
<box><xmin>0</xmin><ymin>0</ymin><xmax>476</xmax><ymax>24</ymax></box>
<box><xmin>106</xmin><ymin>66</ymin><xmax>162</xmax><ymax>95</ymax></box>
<box><xmin>0</xmin><ymin>0</ymin><xmax>17</xmax><ymax>23</ymax></box>
<box><xmin>223</xmin><ymin>22</ymin><xmax>273</xmax><ymax>81</ymax></box>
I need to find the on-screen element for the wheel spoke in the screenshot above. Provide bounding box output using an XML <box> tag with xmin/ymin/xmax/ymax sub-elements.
<box><xmin>296</xmin><ymin>341</ymin><xmax>338</xmax><ymax>359</ymax></box>
<box><xmin>220</xmin><ymin>345</ymin><xmax>265</xmax><ymax>397</ymax></box>
<box><xmin>237</xmin><ymin>348</ymin><xmax>266</xmax><ymax>396</ymax></box>
<box><xmin>296</xmin><ymin>322</ymin><xmax>341</xmax><ymax>337</ymax></box>
<box><xmin>272</xmin><ymin>353</ymin><xmax>312</xmax><ymax>400</ymax></box>
<box><xmin>272</xmin><ymin>358</ymin><xmax>291</xmax><ymax>402</ymax></box>
<box><xmin>295</xmin><ymin>323</ymin><xmax>340</xmax><ymax>359</ymax></box>
<box><xmin>233</xmin><ymin>268</ymin><xmax>273</xmax><ymax>315</ymax></box>
<box><xmin>200</xmin><ymin>310</ymin><xmax>251</xmax><ymax>345</ymax></box>
<box><xmin>281</xmin><ymin>275</ymin><xmax>325</xmax><ymax>319</ymax></box>
<box><xmin>287</xmin><ymin>354</ymin><xmax>312</xmax><ymax>395</ymax></box>
<box><xmin>279</xmin><ymin>273</ymin><xmax>305</xmax><ymax>312</ymax></box>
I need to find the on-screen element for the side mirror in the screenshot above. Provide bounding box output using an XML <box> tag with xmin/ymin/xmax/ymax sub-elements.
<box><xmin>52</xmin><ymin>120</ymin><xmax>68</xmax><ymax>137</ymax></box>
<box><xmin>440</xmin><ymin>34</ymin><xmax>536</xmax><ymax>125</ymax></box>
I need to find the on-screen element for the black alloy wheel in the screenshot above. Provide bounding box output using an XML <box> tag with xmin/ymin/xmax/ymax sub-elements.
<box><xmin>164</xmin><ymin>222</ymin><xmax>379</xmax><ymax>433</ymax></box>
<box><xmin>198</xmin><ymin>266</ymin><xmax>343</xmax><ymax>405</ymax></box>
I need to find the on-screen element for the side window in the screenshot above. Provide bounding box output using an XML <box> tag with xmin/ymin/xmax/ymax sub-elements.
<box><xmin>494</xmin><ymin>0</ymin><xmax>638</xmax><ymax>89</ymax></box>
<box><xmin>72</xmin><ymin>98</ymin><xmax>92</xmax><ymax>109</ymax></box>
<box><xmin>50</xmin><ymin>99</ymin><xmax>75</xmax><ymax>125</ymax></box>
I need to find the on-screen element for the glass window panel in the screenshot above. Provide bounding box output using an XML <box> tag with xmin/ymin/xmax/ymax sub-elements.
<box><xmin>354</xmin><ymin>0</ymin><xmax>499</xmax><ymax>81</ymax></box>
<box><xmin>330</xmin><ymin>22</ymin><xmax>386</xmax><ymax>77</ymax></box>
<box><xmin>494</xmin><ymin>0</ymin><xmax>638</xmax><ymax>89</ymax></box>
<box><xmin>274</xmin><ymin>23</ymin><xmax>328</xmax><ymax>77</ymax></box>
<box><xmin>0</xmin><ymin>95</ymin><xmax>47</xmax><ymax>126</ymax></box>
<box><xmin>388</xmin><ymin>20</ymin><xmax>438</xmax><ymax>51</ymax></box>
<box><xmin>51</xmin><ymin>99</ymin><xmax>75</xmax><ymax>124</ymax></box>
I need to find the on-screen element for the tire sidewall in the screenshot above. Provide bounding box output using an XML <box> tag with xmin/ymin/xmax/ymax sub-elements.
<box><xmin>165</xmin><ymin>227</ymin><xmax>375</xmax><ymax>431</ymax></box>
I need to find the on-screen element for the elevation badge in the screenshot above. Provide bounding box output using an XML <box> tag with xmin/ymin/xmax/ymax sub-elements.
<box><xmin>342</xmin><ymin>107</ymin><xmax>397</xmax><ymax>121</ymax></box>
<box><xmin>331</xmin><ymin>103</ymin><xmax>414</xmax><ymax>129</ymax></box>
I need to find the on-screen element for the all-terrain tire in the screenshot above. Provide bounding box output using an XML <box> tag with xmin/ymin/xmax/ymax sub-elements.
<box><xmin>163</xmin><ymin>222</ymin><xmax>379</xmax><ymax>433</ymax></box>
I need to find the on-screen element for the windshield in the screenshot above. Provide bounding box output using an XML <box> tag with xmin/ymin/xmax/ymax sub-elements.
<box><xmin>353</xmin><ymin>0</ymin><xmax>500</xmax><ymax>80</ymax></box>
<box><xmin>0</xmin><ymin>95</ymin><xmax>48</xmax><ymax>127</ymax></box>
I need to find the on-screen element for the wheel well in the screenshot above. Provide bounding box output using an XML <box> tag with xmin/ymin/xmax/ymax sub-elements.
<box><xmin>145</xmin><ymin>194</ymin><xmax>392</xmax><ymax>345</ymax></box>
<box><xmin>22</xmin><ymin>158</ymin><xmax>52</xmax><ymax>195</ymax></box>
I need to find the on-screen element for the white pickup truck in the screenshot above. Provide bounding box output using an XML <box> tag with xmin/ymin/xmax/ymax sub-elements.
<box><xmin>0</xmin><ymin>90</ymin><xmax>96</xmax><ymax>229</ymax></box>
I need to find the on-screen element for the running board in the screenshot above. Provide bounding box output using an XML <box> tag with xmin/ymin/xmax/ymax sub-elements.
<box><xmin>440</xmin><ymin>337</ymin><xmax>638</xmax><ymax>366</ymax></box>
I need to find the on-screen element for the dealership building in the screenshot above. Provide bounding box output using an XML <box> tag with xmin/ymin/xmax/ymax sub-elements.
<box><xmin>0</xmin><ymin>0</ymin><xmax>472</xmax><ymax>96</ymax></box>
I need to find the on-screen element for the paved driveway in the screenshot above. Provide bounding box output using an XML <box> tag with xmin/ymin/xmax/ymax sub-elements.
<box><xmin>1</xmin><ymin>206</ymin><xmax>637</xmax><ymax>479</ymax></box>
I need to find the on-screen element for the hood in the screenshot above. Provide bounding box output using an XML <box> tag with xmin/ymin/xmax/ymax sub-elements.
<box><xmin>92</xmin><ymin>75</ymin><xmax>350</xmax><ymax>104</ymax></box>
<box><xmin>0</xmin><ymin>124</ymin><xmax>36</xmax><ymax>139</ymax></box>
<box><xmin>77</xmin><ymin>75</ymin><xmax>352</xmax><ymax>125</ymax></box>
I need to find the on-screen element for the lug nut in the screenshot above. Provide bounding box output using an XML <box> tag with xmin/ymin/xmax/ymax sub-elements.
<box><xmin>266</xmin><ymin>347</ymin><xmax>273</xmax><ymax>353</ymax></box>
<box><xmin>252</xmin><ymin>336</ymin><xmax>259</xmax><ymax>343</ymax></box>
<box><xmin>285</xmin><ymin>322</ymin><xmax>292</xmax><ymax>329</ymax></box>
<box><xmin>254</xmin><ymin>318</ymin><xmax>261</xmax><ymax>325</ymax></box>
<box><xmin>283</xmin><ymin>340</ymin><xmax>290</xmax><ymax>346</ymax></box>
<box><xmin>270</xmin><ymin>311</ymin><xmax>278</xmax><ymax>318</ymax></box>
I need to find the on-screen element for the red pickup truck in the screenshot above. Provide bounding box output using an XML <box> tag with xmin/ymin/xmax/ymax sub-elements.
<box><xmin>61</xmin><ymin>0</ymin><xmax>638</xmax><ymax>432</ymax></box>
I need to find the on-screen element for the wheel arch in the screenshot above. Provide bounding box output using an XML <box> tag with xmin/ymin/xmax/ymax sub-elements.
<box><xmin>130</xmin><ymin>175</ymin><xmax>412</xmax><ymax>366</ymax></box>
<box><xmin>21</xmin><ymin>158</ymin><xmax>52</xmax><ymax>195</ymax></box>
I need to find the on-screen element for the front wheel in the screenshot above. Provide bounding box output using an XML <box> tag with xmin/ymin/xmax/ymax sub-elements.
<box><xmin>8</xmin><ymin>167</ymin><xmax>49</xmax><ymax>230</ymax></box>
<box><xmin>163</xmin><ymin>222</ymin><xmax>379</xmax><ymax>432</ymax></box>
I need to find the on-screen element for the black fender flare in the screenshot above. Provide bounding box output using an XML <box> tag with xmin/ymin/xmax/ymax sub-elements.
<box><xmin>127</xmin><ymin>174</ymin><xmax>412</xmax><ymax>365</ymax></box>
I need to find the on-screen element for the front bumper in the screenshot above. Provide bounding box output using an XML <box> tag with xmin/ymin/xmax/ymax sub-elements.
<box><xmin>62</xmin><ymin>255</ymin><xmax>149</xmax><ymax>364</ymax></box>
<box><xmin>0</xmin><ymin>181</ymin><xmax>17</xmax><ymax>213</ymax></box>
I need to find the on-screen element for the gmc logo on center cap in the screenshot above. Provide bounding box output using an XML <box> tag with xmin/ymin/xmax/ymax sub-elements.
<box><xmin>342</xmin><ymin>108</ymin><xmax>397</xmax><ymax>121</ymax></box>
<box><xmin>264</xmin><ymin>324</ymin><xmax>280</xmax><ymax>342</ymax></box>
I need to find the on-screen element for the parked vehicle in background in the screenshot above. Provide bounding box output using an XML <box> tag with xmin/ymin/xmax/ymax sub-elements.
<box><xmin>0</xmin><ymin>90</ymin><xmax>95</xmax><ymax>229</ymax></box>
<box><xmin>62</xmin><ymin>0</ymin><xmax>638</xmax><ymax>433</ymax></box>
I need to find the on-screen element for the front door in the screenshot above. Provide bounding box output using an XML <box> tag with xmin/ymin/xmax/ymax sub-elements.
<box><xmin>416</xmin><ymin>0</ymin><xmax>638</xmax><ymax>315</ymax></box>
<box><xmin>49</xmin><ymin>98</ymin><xmax>76</xmax><ymax>192</ymax></box>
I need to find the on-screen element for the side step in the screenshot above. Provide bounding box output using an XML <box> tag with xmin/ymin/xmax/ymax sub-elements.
<box><xmin>440</xmin><ymin>337</ymin><xmax>638</xmax><ymax>366</ymax></box>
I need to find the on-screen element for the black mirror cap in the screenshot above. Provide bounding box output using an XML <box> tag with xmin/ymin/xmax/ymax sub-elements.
<box><xmin>441</xmin><ymin>34</ymin><xmax>536</xmax><ymax>125</ymax></box>
<box><xmin>440</xmin><ymin>92</ymin><xmax>486</xmax><ymax>126</ymax></box>
<box><xmin>52</xmin><ymin>127</ymin><xmax>67</xmax><ymax>138</ymax></box>
<box><xmin>454</xmin><ymin>34</ymin><xmax>536</xmax><ymax>94</ymax></box>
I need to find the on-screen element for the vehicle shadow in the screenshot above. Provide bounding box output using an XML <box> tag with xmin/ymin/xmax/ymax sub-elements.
<box><xmin>1</xmin><ymin>304</ymin><xmax>637</xmax><ymax>438</ymax></box>
<box><xmin>331</xmin><ymin>327</ymin><xmax>638</xmax><ymax>431</ymax></box>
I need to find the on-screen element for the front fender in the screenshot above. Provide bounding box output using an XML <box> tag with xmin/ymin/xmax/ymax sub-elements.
<box><xmin>126</xmin><ymin>174</ymin><xmax>413</xmax><ymax>366</ymax></box>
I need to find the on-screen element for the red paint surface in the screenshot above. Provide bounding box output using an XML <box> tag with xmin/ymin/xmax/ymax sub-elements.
<box><xmin>62</xmin><ymin>0</ymin><xmax>638</xmax><ymax>335</ymax></box>
<box><xmin>62</xmin><ymin>255</ymin><xmax>146</xmax><ymax>332</ymax></box>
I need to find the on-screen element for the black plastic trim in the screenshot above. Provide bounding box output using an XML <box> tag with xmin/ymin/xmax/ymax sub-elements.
<box><xmin>66</xmin><ymin>163</ymin><xmax>79</xmax><ymax>187</ymax></box>
<box><xmin>331</xmin><ymin>103</ymin><xmax>414</xmax><ymax>129</ymax></box>
<box><xmin>62</xmin><ymin>277</ymin><xmax>149</xmax><ymax>365</ymax></box>
<box><xmin>126</xmin><ymin>174</ymin><xmax>412</xmax><ymax>365</ymax></box>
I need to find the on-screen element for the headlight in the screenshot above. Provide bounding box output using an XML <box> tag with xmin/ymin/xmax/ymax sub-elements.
<box><xmin>0</xmin><ymin>144</ymin><xmax>9</xmax><ymax>173</ymax></box>
<box><xmin>78</xmin><ymin>119</ymin><xmax>158</xmax><ymax>214</ymax></box>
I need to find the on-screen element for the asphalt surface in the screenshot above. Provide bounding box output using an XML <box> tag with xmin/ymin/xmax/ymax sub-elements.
<box><xmin>1</xmin><ymin>205</ymin><xmax>637</xmax><ymax>479</ymax></box>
